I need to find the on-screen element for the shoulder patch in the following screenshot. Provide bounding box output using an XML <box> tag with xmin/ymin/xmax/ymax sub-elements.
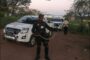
<box><xmin>41</xmin><ymin>26</ymin><xmax>44</xmax><ymax>29</ymax></box>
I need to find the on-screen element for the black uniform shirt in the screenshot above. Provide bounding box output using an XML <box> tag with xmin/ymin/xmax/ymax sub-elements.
<box><xmin>32</xmin><ymin>21</ymin><xmax>57</xmax><ymax>36</ymax></box>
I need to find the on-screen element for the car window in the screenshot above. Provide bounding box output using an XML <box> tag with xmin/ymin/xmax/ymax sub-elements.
<box><xmin>51</xmin><ymin>19</ymin><xmax>63</xmax><ymax>22</ymax></box>
<box><xmin>18</xmin><ymin>16</ymin><xmax>37</xmax><ymax>24</ymax></box>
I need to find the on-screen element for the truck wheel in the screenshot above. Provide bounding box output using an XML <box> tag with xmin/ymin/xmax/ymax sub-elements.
<box><xmin>28</xmin><ymin>35</ymin><xmax>36</xmax><ymax>47</ymax></box>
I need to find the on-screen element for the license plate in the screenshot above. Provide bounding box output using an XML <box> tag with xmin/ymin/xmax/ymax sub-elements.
<box><xmin>6</xmin><ymin>32</ymin><xmax>14</xmax><ymax>37</ymax></box>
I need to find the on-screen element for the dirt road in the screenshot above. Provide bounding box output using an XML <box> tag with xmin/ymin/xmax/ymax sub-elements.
<box><xmin>0</xmin><ymin>29</ymin><xmax>90</xmax><ymax>60</ymax></box>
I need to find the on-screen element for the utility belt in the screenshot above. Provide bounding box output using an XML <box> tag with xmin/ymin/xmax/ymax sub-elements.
<box><xmin>33</xmin><ymin>32</ymin><xmax>52</xmax><ymax>40</ymax></box>
<box><xmin>34</xmin><ymin>34</ymin><xmax>50</xmax><ymax>40</ymax></box>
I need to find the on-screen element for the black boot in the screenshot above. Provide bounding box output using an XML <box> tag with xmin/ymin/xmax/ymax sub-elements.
<box><xmin>45</xmin><ymin>46</ymin><xmax>50</xmax><ymax>60</ymax></box>
<box><xmin>45</xmin><ymin>56</ymin><xmax>50</xmax><ymax>60</ymax></box>
<box><xmin>35</xmin><ymin>46</ymin><xmax>41</xmax><ymax>60</ymax></box>
<box><xmin>35</xmin><ymin>56</ymin><xmax>40</xmax><ymax>60</ymax></box>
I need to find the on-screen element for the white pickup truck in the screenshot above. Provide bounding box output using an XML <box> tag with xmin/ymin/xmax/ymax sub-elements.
<box><xmin>48</xmin><ymin>18</ymin><xmax>64</xmax><ymax>29</ymax></box>
<box><xmin>3</xmin><ymin>15</ymin><xmax>52</xmax><ymax>46</ymax></box>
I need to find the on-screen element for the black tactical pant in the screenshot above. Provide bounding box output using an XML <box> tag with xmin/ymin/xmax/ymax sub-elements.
<box><xmin>35</xmin><ymin>36</ymin><xmax>49</xmax><ymax>59</ymax></box>
<box><xmin>63</xmin><ymin>26</ymin><xmax>68</xmax><ymax>35</ymax></box>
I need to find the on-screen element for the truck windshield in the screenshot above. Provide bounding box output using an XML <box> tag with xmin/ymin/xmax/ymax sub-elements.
<box><xmin>18</xmin><ymin>16</ymin><xmax>37</xmax><ymax>24</ymax></box>
<box><xmin>51</xmin><ymin>19</ymin><xmax>63</xmax><ymax>22</ymax></box>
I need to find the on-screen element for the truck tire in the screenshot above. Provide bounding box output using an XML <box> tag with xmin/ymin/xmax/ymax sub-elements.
<box><xmin>27</xmin><ymin>35</ymin><xmax>36</xmax><ymax>47</ymax></box>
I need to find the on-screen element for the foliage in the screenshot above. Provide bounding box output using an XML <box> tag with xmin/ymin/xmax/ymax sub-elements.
<box><xmin>69</xmin><ymin>20</ymin><xmax>90</xmax><ymax>35</ymax></box>
<box><xmin>64</xmin><ymin>0</ymin><xmax>90</xmax><ymax>35</ymax></box>
<box><xmin>0</xmin><ymin>16</ymin><xmax>20</xmax><ymax>28</ymax></box>
<box><xmin>0</xmin><ymin>0</ymin><xmax>31</xmax><ymax>7</ymax></box>
<box><xmin>0</xmin><ymin>0</ymin><xmax>31</xmax><ymax>16</ymax></box>
<box><xmin>74</xmin><ymin>0</ymin><xmax>90</xmax><ymax>19</ymax></box>
<box><xmin>64</xmin><ymin>0</ymin><xmax>90</xmax><ymax>20</ymax></box>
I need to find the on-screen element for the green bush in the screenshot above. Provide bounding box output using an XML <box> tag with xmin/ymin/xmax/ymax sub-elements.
<box><xmin>0</xmin><ymin>12</ymin><xmax>5</xmax><ymax>17</ymax></box>
<box><xmin>0</xmin><ymin>16</ymin><xmax>20</xmax><ymax>28</ymax></box>
<box><xmin>69</xmin><ymin>20</ymin><xmax>80</xmax><ymax>32</ymax></box>
<box><xmin>69</xmin><ymin>20</ymin><xmax>90</xmax><ymax>35</ymax></box>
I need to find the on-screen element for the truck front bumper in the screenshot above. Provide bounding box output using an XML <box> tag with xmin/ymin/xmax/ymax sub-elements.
<box><xmin>4</xmin><ymin>35</ymin><xmax>16</xmax><ymax>40</ymax></box>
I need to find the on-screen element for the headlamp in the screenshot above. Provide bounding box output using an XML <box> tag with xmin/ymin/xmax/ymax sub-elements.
<box><xmin>21</xmin><ymin>28</ymin><xmax>29</xmax><ymax>33</ymax></box>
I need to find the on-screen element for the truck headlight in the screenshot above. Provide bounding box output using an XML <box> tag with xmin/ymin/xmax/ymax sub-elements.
<box><xmin>3</xmin><ymin>29</ymin><xmax>5</xmax><ymax>33</ymax></box>
<box><xmin>21</xmin><ymin>28</ymin><xmax>29</xmax><ymax>34</ymax></box>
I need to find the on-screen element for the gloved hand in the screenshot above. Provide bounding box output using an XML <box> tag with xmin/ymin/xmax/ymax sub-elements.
<box><xmin>32</xmin><ymin>33</ymin><xmax>40</xmax><ymax>36</ymax></box>
<box><xmin>58</xmin><ymin>29</ymin><xmax>61</xmax><ymax>31</ymax></box>
<box><xmin>54</xmin><ymin>28</ymin><xmax>61</xmax><ymax>32</ymax></box>
<box><xmin>57</xmin><ymin>29</ymin><xmax>61</xmax><ymax>32</ymax></box>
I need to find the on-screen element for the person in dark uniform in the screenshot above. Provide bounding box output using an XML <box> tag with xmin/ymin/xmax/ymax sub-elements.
<box><xmin>32</xmin><ymin>14</ymin><xmax>60</xmax><ymax>60</ymax></box>
<box><xmin>63</xmin><ymin>20</ymin><xmax>69</xmax><ymax>35</ymax></box>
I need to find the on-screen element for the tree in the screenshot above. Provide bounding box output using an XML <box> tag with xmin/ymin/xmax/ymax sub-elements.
<box><xmin>72</xmin><ymin>0</ymin><xmax>90</xmax><ymax>32</ymax></box>
<box><xmin>0</xmin><ymin>0</ymin><xmax>31</xmax><ymax>16</ymax></box>
<box><xmin>74</xmin><ymin>0</ymin><xmax>90</xmax><ymax>20</ymax></box>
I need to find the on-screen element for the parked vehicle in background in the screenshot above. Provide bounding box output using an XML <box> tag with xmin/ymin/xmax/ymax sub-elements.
<box><xmin>3</xmin><ymin>15</ymin><xmax>52</xmax><ymax>46</ymax></box>
<box><xmin>47</xmin><ymin>17</ymin><xmax>64</xmax><ymax>29</ymax></box>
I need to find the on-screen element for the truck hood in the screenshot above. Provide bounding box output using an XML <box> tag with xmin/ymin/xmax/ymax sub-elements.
<box><xmin>6</xmin><ymin>22</ymin><xmax>31</xmax><ymax>29</ymax></box>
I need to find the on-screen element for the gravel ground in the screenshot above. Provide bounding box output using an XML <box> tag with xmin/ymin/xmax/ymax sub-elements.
<box><xmin>0</xmin><ymin>29</ymin><xmax>90</xmax><ymax>60</ymax></box>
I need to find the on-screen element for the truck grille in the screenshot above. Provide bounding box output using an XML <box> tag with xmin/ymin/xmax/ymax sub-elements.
<box><xmin>54</xmin><ymin>23</ymin><xmax>60</xmax><ymax>26</ymax></box>
<box><xmin>5</xmin><ymin>28</ymin><xmax>21</xmax><ymax>37</ymax></box>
